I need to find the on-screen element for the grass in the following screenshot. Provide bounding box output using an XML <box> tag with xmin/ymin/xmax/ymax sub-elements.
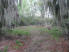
<box><xmin>16</xmin><ymin>40</ymin><xmax>24</xmax><ymax>46</ymax></box>
<box><xmin>8</xmin><ymin>26</ymin><xmax>62</xmax><ymax>39</ymax></box>
<box><xmin>0</xmin><ymin>50</ymin><xmax>1</xmax><ymax>52</ymax></box>
<box><xmin>8</xmin><ymin>29</ymin><xmax>30</xmax><ymax>36</ymax></box>
<box><xmin>13</xmin><ymin>40</ymin><xmax>24</xmax><ymax>50</ymax></box>
<box><xmin>14</xmin><ymin>46</ymin><xmax>19</xmax><ymax>50</ymax></box>
<box><xmin>40</xmin><ymin>26</ymin><xmax>63</xmax><ymax>39</ymax></box>
<box><xmin>23</xmin><ymin>26</ymin><xmax>63</xmax><ymax>39</ymax></box>
<box><xmin>49</xmin><ymin>27</ymin><xmax>62</xmax><ymax>39</ymax></box>
<box><xmin>8</xmin><ymin>26</ymin><xmax>45</xmax><ymax>36</ymax></box>
<box><xmin>0</xmin><ymin>46</ymin><xmax>8</xmax><ymax>52</ymax></box>
<box><xmin>4</xmin><ymin>46</ymin><xmax>8</xmax><ymax>52</ymax></box>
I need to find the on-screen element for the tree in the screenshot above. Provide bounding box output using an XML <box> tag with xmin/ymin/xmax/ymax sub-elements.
<box><xmin>47</xmin><ymin>0</ymin><xmax>69</xmax><ymax>39</ymax></box>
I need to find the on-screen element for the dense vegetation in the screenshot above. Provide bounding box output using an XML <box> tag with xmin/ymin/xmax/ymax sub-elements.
<box><xmin>0</xmin><ymin>0</ymin><xmax>68</xmax><ymax>39</ymax></box>
<box><xmin>0</xmin><ymin>0</ymin><xmax>69</xmax><ymax>52</ymax></box>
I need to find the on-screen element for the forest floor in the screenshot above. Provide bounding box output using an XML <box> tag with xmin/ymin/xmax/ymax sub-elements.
<box><xmin>0</xmin><ymin>26</ymin><xmax>69</xmax><ymax>52</ymax></box>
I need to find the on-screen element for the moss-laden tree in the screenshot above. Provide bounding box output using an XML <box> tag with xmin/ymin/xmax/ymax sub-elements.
<box><xmin>0</xmin><ymin>0</ymin><xmax>8</xmax><ymax>34</ymax></box>
<box><xmin>47</xmin><ymin>0</ymin><xmax>69</xmax><ymax>39</ymax></box>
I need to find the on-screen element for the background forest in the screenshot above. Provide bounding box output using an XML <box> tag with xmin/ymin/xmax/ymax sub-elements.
<box><xmin>0</xmin><ymin>0</ymin><xmax>69</xmax><ymax>52</ymax></box>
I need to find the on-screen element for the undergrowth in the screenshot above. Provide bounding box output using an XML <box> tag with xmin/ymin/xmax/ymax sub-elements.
<box><xmin>40</xmin><ymin>26</ymin><xmax>63</xmax><ymax>39</ymax></box>
<box><xmin>8</xmin><ymin>26</ymin><xmax>63</xmax><ymax>40</ymax></box>
<box><xmin>8</xmin><ymin>29</ymin><xmax>30</xmax><ymax>36</ymax></box>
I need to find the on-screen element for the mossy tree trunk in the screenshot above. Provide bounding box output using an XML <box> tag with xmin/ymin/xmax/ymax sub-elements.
<box><xmin>0</xmin><ymin>0</ymin><xmax>8</xmax><ymax>34</ymax></box>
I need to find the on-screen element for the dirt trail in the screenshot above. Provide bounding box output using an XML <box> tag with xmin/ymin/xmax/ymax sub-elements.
<box><xmin>25</xmin><ymin>28</ymin><xmax>58</xmax><ymax>52</ymax></box>
<box><xmin>0</xmin><ymin>26</ymin><xmax>67</xmax><ymax>52</ymax></box>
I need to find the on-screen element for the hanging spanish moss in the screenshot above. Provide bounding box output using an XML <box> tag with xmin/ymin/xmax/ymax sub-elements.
<box><xmin>0</xmin><ymin>0</ymin><xmax>69</xmax><ymax>52</ymax></box>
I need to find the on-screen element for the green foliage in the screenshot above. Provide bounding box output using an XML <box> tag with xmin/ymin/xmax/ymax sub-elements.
<box><xmin>21</xmin><ymin>16</ymin><xmax>33</xmax><ymax>25</ymax></box>
<box><xmin>0</xmin><ymin>46</ymin><xmax>8</xmax><ymax>52</ymax></box>
<box><xmin>17</xmin><ymin>4</ymin><xmax>22</xmax><ymax>15</ymax></box>
<box><xmin>20</xmin><ymin>16</ymin><xmax>45</xmax><ymax>25</ymax></box>
<box><xmin>16</xmin><ymin>40</ymin><xmax>24</xmax><ymax>46</ymax></box>
<box><xmin>48</xmin><ymin>1</ymin><xmax>53</xmax><ymax>7</ymax></box>
<box><xmin>8</xmin><ymin>25</ymin><xmax>62</xmax><ymax>40</ymax></box>
<box><xmin>49</xmin><ymin>27</ymin><xmax>62</xmax><ymax>38</ymax></box>
<box><xmin>14</xmin><ymin>40</ymin><xmax>24</xmax><ymax>49</ymax></box>
<box><xmin>45</xmin><ymin>18</ymin><xmax>53</xmax><ymax>25</ymax></box>
<box><xmin>11</xmin><ymin>29</ymin><xmax>30</xmax><ymax>36</ymax></box>
<box><xmin>4</xmin><ymin>46</ymin><xmax>8</xmax><ymax>52</ymax></box>
<box><xmin>22</xmin><ymin>0</ymin><xmax>27</xmax><ymax>8</ymax></box>
<box><xmin>0</xmin><ymin>50</ymin><xmax>2</xmax><ymax>52</ymax></box>
<box><xmin>40</xmin><ymin>26</ymin><xmax>62</xmax><ymax>39</ymax></box>
<box><xmin>14</xmin><ymin>46</ymin><xmax>19</xmax><ymax>50</ymax></box>
<box><xmin>38</xmin><ymin>1</ymin><xmax>43</xmax><ymax>6</ymax></box>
